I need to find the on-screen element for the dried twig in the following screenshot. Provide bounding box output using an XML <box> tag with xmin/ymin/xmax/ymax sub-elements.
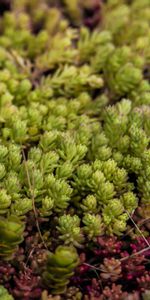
<box><xmin>120</xmin><ymin>246</ymin><xmax>150</xmax><ymax>262</ymax></box>
<box><xmin>22</xmin><ymin>149</ymin><xmax>48</xmax><ymax>250</ymax></box>
<box><xmin>124</xmin><ymin>217</ymin><xmax>150</xmax><ymax>237</ymax></box>
<box><xmin>125</xmin><ymin>210</ymin><xmax>150</xmax><ymax>248</ymax></box>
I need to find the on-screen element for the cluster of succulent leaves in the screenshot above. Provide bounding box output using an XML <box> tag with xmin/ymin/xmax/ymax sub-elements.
<box><xmin>74</xmin><ymin>234</ymin><xmax>150</xmax><ymax>300</ymax></box>
<box><xmin>0</xmin><ymin>0</ymin><xmax>150</xmax><ymax>297</ymax></box>
<box><xmin>43</xmin><ymin>246</ymin><xmax>79</xmax><ymax>294</ymax></box>
<box><xmin>0</xmin><ymin>285</ymin><xmax>14</xmax><ymax>300</ymax></box>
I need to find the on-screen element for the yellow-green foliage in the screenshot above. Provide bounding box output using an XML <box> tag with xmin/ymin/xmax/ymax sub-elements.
<box><xmin>0</xmin><ymin>0</ymin><xmax>150</xmax><ymax>261</ymax></box>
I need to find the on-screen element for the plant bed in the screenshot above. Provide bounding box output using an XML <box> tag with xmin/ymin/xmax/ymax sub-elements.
<box><xmin>0</xmin><ymin>0</ymin><xmax>150</xmax><ymax>299</ymax></box>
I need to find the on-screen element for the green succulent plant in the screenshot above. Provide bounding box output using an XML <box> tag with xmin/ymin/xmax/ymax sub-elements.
<box><xmin>0</xmin><ymin>0</ymin><xmax>149</xmax><ymax>267</ymax></box>
<box><xmin>0</xmin><ymin>286</ymin><xmax>14</xmax><ymax>300</ymax></box>
<box><xmin>42</xmin><ymin>246</ymin><xmax>80</xmax><ymax>294</ymax></box>
<box><xmin>0</xmin><ymin>215</ymin><xmax>25</xmax><ymax>259</ymax></box>
<box><xmin>0</xmin><ymin>0</ymin><xmax>150</xmax><ymax>298</ymax></box>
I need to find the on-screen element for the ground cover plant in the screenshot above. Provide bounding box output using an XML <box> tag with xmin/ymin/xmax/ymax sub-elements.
<box><xmin>0</xmin><ymin>0</ymin><xmax>150</xmax><ymax>299</ymax></box>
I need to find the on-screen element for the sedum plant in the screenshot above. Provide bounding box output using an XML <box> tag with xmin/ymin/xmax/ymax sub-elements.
<box><xmin>0</xmin><ymin>98</ymin><xmax>143</xmax><ymax>241</ymax></box>
<box><xmin>0</xmin><ymin>286</ymin><xmax>14</xmax><ymax>300</ymax></box>
<box><xmin>0</xmin><ymin>215</ymin><xmax>25</xmax><ymax>260</ymax></box>
<box><xmin>43</xmin><ymin>246</ymin><xmax>79</xmax><ymax>294</ymax></box>
<box><xmin>0</xmin><ymin>0</ymin><xmax>150</xmax><ymax>297</ymax></box>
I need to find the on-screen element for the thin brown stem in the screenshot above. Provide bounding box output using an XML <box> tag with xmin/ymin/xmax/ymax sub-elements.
<box><xmin>22</xmin><ymin>149</ymin><xmax>48</xmax><ymax>250</ymax></box>
<box><xmin>124</xmin><ymin>217</ymin><xmax>150</xmax><ymax>237</ymax></box>
<box><xmin>125</xmin><ymin>210</ymin><xmax>150</xmax><ymax>248</ymax></box>
<box><xmin>120</xmin><ymin>246</ymin><xmax>150</xmax><ymax>262</ymax></box>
